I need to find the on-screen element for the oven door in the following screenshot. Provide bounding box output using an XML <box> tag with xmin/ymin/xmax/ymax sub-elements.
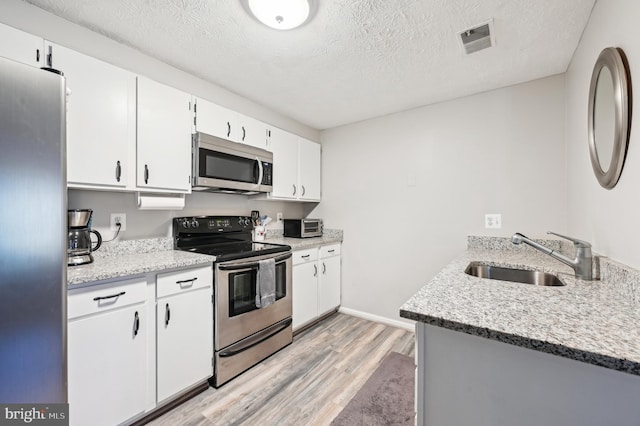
<box><xmin>215</xmin><ymin>251</ymin><xmax>292</xmax><ymax>350</ymax></box>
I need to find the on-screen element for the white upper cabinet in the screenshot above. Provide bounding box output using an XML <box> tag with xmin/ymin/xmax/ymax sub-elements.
<box><xmin>137</xmin><ymin>77</ymin><xmax>192</xmax><ymax>192</ymax></box>
<box><xmin>269</xmin><ymin>128</ymin><xmax>299</xmax><ymax>199</ymax></box>
<box><xmin>239</xmin><ymin>114</ymin><xmax>271</xmax><ymax>150</ymax></box>
<box><xmin>47</xmin><ymin>42</ymin><xmax>135</xmax><ymax>189</ymax></box>
<box><xmin>298</xmin><ymin>137</ymin><xmax>321</xmax><ymax>201</ymax></box>
<box><xmin>0</xmin><ymin>23</ymin><xmax>43</xmax><ymax>67</ymax></box>
<box><xmin>268</xmin><ymin>129</ymin><xmax>321</xmax><ymax>201</ymax></box>
<box><xmin>194</xmin><ymin>98</ymin><xmax>238</xmax><ymax>141</ymax></box>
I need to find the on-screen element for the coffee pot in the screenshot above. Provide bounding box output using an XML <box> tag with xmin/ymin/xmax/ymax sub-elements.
<box><xmin>68</xmin><ymin>209</ymin><xmax>102</xmax><ymax>266</ymax></box>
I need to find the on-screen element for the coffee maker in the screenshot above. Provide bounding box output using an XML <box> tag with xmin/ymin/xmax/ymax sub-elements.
<box><xmin>67</xmin><ymin>209</ymin><xmax>102</xmax><ymax>266</ymax></box>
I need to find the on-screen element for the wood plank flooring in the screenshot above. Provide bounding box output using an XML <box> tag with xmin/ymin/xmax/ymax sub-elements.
<box><xmin>148</xmin><ymin>313</ymin><xmax>415</xmax><ymax>426</ymax></box>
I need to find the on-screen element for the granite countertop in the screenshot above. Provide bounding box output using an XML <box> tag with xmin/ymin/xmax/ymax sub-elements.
<box><xmin>67</xmin><ymin>238</ymin><xmax>214</xmax><ymax>287</ymax></box>
<box><xmin>264</xmin><ymin>229</ymin><xmax>343</xmax><ymax>251</ymax></box>
<box><xmin>400</xmin><ymin>236</ymin><xmax>640</xmax><ymax>376</ymax></box>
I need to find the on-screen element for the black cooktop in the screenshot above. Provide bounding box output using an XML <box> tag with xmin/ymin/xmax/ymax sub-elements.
<box><xmin>173</xmin><ymin>215</ymin><xmax>290</xmax><ymax>262</ymax></box>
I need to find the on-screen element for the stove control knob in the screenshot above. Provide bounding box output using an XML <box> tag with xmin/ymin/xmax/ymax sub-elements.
<box><xmin>238</xmin><ymin>217</ymin><xmax>243</xmax><ymax>226</ymax></box>
<box><xmin>183</xmin><ymin>220</ymin><xmax>191</xmax><ymax>228</ymax></box>
<box><xmin>244</xmin><ymin>218</ymin><xmax>251</xmax><ymax>226</ymax></box>
<box><xmin>191</xmin><ymin>219</ymin><xmax>199</xmax><ymax>228</ymax></box>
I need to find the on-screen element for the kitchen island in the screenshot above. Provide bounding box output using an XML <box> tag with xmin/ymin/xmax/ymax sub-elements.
<box><xmin>400</xmin><ymin>236</ymin><xmax>640</xmax><ymax>426</ymax></box>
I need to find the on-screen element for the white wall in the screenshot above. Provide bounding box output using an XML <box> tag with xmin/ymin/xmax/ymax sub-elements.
<box><xmin>313</xmin><ymin>75</ymin><xmax>567</xmax><ymax>323</ymax></box>
<box><xmin>565</xmin><ymin>0</ymin><xmax>640</xmax><ymax>269</ymax></box>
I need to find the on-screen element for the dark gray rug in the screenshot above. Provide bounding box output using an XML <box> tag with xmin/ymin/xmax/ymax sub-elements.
<box><xmin>331</xmin><ymin>352</ymin><xmax>415</xmax><ymax>426</ymax></box>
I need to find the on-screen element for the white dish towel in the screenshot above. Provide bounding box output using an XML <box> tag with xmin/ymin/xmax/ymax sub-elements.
<box><xmin>255</xmin><ymin>258</ymin><xmax>276</xmax><ymax>308</ymax></box>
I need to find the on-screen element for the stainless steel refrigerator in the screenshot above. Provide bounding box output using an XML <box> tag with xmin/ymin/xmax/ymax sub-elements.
<box><xmin>0</xmin><ymin>56</ymin><xmax>67</xmax><ymax>403</ymax></box>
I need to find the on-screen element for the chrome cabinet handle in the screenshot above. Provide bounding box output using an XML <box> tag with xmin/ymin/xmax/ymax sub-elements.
<box><xmin>313</xmin><ymin>264</ymin><xmax>318</xmax><ymax>277</ymax></box>
<box><xmin>227</xmin><ymin>122</ymin><xmax>231</xmax><ymax>138</ymax></box>
<box><xmin>36</xmin><ymin>48</ymin><xmax>40</xmax><ymax>63</ymax></box>
<box><xmin>301</xmin><ymin>254</ymin><xmax>310</xmax><ymax>259</ymax></box>
<box><xmin>322</xmin><ymin>262</ymin><xmax>326</xmax><ymax>274</ymax></box>
<box><xmin>133</xmin><ymin>311</ymin><xmax>140</xmax><ymax>337</ymax></box>
<box><xmin>116</xmin><ymin>160</ymin><xmax>121</xmax><ymax>182</ymax></box>
<box><xmin>165</xmin><ymin>303</ymin><xmax>171</xmax><ymax>326</ymax></box>
<box><xmin>292</xmin><ymin>184</ymin><xmax>297</xmax><ymax>196</ymax></box>
<box><xmin>328</xmin><ymin>249</ymin><xmax>335</xmax><ymax>253</ymax></box>
<box><xmin>144</xmin><ymin>164</ymin><xmax>149</xmax><ymax>184</ymax></box>
<box><xmin>301</xmin><ymin>185</ymin><xmax>306</xmax><ymax>196</ymax></box>
<box><xmin>242</xmin><ymin>126</ymin><xmax>246</xmax><ymax>141</ymax></box>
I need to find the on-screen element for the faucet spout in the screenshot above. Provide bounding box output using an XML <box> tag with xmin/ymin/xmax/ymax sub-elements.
<box><xmin>511</xmin><ymin>232</ymin><xmax>594</xmax><ymax>280</ymax></box>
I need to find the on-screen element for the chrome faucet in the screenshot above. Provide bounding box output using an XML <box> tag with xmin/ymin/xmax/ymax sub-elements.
<box><xmin>511</xmin><ymin>231</ymin><xmax>594</xmax><ymax>280</ymax></box>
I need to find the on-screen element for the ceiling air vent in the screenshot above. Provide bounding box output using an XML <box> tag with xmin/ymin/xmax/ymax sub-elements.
<box><xmin>458</xmin><ymin>20</ymin><xmax>494</xmax><ymax>55</ymax></box>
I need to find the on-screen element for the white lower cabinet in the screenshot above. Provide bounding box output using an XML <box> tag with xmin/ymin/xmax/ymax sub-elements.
<box><xmin>292</xmin><ymin>244</ymin><xmax>341</xmax><ymax>331</ymax></box>
<box><xmin>156</xmin><ymin>267</ymin><xmax>213</xmax><ymax>403</ymax></box>
<box><xmin>67</xmin><ymin>264</ymin><xmax>213</xmax><ymax>426</ymax></box>
<box><xmin>292</xmin><ymin>248</ymin><xmax>319</xmax><ymax>330</ymax></box>
<box><xmin>318</xmin><ymin>245</ymin><xmax>341</xmax><ymax>315</ymax></box>
<box><xmin>68</xmin><ymin>278</ymin><xmax>148</xmax><ymax>426</ymax></box>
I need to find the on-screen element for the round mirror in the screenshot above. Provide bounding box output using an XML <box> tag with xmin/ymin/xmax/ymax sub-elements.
<box><xmin>588</xmin><ymin>47</ymin><xmax>632</xmax><ymax>189</ymax></box>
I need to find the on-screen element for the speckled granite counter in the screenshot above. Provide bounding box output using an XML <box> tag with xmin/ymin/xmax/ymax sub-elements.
<box><xmin>400</xmin><ymin>236</ymin><xmax>640</xmax><ymax>375</ymax></box>
<box><xmin>263</xmin><ymin>229</ymin><xmax>343</xmax><ymax>250</ymax></box>
<box><xmin>68</xmin><ymin>238</ymin><xmax>213</xmax><ymax>287</ymax></box>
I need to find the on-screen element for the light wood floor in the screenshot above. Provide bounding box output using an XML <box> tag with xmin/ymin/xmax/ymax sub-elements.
<box><xmin>148</xmin><ymin>313</ymin><xmax>415</xmax><ymax>426</ymax></box>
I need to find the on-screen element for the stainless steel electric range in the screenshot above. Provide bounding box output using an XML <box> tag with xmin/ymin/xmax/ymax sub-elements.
<box><xmin>173</xmin><ymin>215</ymin><xmax>292</xmax><ymax>387</ymax></box>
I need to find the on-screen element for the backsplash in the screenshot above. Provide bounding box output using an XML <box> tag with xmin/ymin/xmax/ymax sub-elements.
<box><xmin>69</xmin><ymin>189</ymin><xmax>317</xmax><ymax>240</ymax></box>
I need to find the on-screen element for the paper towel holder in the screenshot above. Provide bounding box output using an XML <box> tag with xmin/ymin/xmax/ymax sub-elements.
<box><xmin>136</xmin><ymin>192</ymin><xmax>186</xmax><ymax>210</ymax></box>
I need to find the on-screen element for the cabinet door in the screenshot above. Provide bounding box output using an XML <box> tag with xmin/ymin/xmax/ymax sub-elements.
<box><xmin>68</xmin><ymin>304</ymin><xmax>146</xmax><ymax>426</ymax></box>
<box><xmin>195</xmin><ymin>98</ymin><xmax>238</xmax><ymax>141</ymax></box>
<box><xmin>292</xmin><ymin>261</ymin><xmax>318</xmax><ymax>330</ymax></box>
<box><xmin>157</xmin><ymin>287</ymin><xmax>213</xmax><ymax>403</ymax></box>
<box><xmin>238</xmin><ymin>114</ymin><xmax>270</xmax><ymax>150</ymax></box>
<box><xmin>137</xmin><ymin>77</ymin><xmax>192</xmax><ymax>192</ymax></box>
<box><xmin>270</xmin><ymin>128</ymin><xmax>299</xmax><ymax>199</ymax></box>
<box><xmin>298</xmin><ymin>138</ymin><xmax>321</xmax><ymax>201</ymax></box>
<box><xmin>49</xmin><ymin>43</ymin><xmax>134</xmax><ymax>188</ymax></box>
<box><xmin>318</xmin><ymin>255</ymin><xmax>341</xmax><ymax>315</ymax></box>
<box><xmin>0</xmin><ymin>23</ymin><xmax>42</xmax><ymax>67</ymax></box>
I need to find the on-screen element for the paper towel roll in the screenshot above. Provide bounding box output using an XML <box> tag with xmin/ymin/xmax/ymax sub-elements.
<box><xmin>136</xmin><ymin>193</ymin><xmax>185</xmax><ymax>210</ymax></box>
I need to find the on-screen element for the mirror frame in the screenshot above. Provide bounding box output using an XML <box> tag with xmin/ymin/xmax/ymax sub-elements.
<box><xmin>588</xmin><ymin>47</ymin><xmax>632</xmax><ymax>189</ymax></box>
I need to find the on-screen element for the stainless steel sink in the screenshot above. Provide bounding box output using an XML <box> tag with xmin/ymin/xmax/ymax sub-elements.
<box><xmin>465</xmin><ymin>262</ymin><xmax>565</xmax><ymax>286</ymax></box>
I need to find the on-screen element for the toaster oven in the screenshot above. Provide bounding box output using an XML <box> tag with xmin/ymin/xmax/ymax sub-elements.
<box><xmin>283</xmin><ymin>219</ymin><xmax>323</xmax><ymax>238</ymax></box>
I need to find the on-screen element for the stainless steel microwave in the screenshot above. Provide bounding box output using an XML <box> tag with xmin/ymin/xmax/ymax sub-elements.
<box><xmin>192</xmin><ymin>132</ymin><xmax>273</xmax><ymax>194</ymax></box>
<box><xmin>283</xmin><ymin>219</ymin><xmax>323</xmax><ymax>238</ymax></box>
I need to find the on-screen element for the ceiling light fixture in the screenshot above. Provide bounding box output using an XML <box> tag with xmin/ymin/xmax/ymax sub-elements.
<box><xmin>245</xmin><ymin>0</ymin><xmax>314</xmax><ymax>30</ymax></box>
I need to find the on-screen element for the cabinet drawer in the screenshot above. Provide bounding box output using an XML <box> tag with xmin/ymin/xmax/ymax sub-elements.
<box><xmin>320</xmin><ymin>244</ymin><xmax>341</xmax><ymax>258</ymax></box>
<box><xmin>157</xmin><ymin>265</ymin><xmax>212</xmax><ymax>299</ymax></box>
<box><xmin>292</xmin><ymin>248</ymin><xmax>318</xmax><ymax>265</ymax></box>
<box><xmin>68</xmin><ymin>278</ymin><xmax>147</xmax><ymax>320</ymax></box>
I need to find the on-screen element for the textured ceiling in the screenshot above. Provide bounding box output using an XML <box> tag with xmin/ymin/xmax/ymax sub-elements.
<box><xmin>23</xmin><ymin>0</ymin><xmax>596</xmax><ymax>130</ymax></box>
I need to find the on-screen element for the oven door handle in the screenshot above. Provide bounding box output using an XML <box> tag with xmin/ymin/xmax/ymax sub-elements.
<box><xmin>219</xmin><ymin>318</ymin><xmax>292</xmax><ymax>358</ymax></box>
<box><xmin>218</xmin><ymin>252</ymin><xmax>292</xmax><ymax>271</ymax></box>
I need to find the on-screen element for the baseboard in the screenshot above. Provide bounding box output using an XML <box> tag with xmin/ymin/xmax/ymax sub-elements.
<box><xmin>338</xmin><ymin>307</ymin><xmax>415</xmax><ymax>332</ymax></box>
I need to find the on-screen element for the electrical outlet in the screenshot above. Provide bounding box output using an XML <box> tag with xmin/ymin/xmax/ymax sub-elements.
<box><xmin>110</xmin><ymin>213</ymin><xmax>127</xmax><ymax>232</ymax></box>
<box><xmin>277</xmin><ymin>212</ymin><xmax>283</xmax><ymax>223</ymax></box>
<box><xmin>485</xmin><ymin>213</ymin><xmax>502</xmax><ymax>229</ymax></box>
